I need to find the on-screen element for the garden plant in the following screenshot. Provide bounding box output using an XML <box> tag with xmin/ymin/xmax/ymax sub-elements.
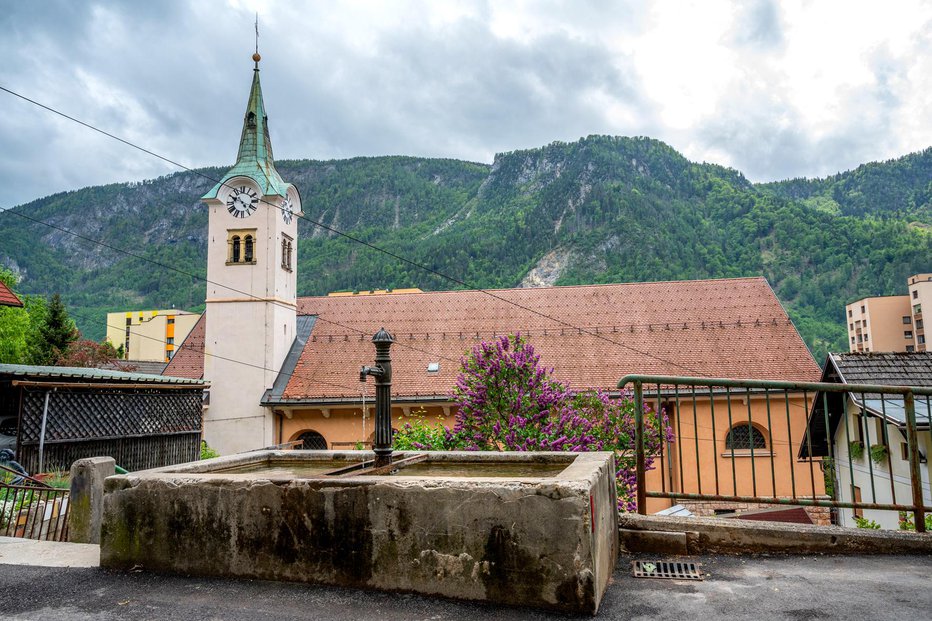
<box><xmin>394</xmin><ymin>334</ymin><xmax>673</xmax><ymax>511</ymax></box>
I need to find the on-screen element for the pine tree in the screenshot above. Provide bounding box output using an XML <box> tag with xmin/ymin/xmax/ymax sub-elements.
<box><xmin>35</xmin><ymin>293</ymin><xmax>78</xmax><ymax>365</ymax></box>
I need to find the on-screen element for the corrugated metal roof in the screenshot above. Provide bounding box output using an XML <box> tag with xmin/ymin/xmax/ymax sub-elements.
<box><xmin>0</xmin><ymin>363</ymin><xmax>205</xmax><ymax>385</ymax></box>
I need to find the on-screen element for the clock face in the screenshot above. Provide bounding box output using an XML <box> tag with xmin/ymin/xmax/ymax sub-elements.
<box><xmin>280</xmin><ymin>198</ymin><xmax>293</xmax><ymax>224</ymax></box>
<box><xmin>226</xmin><ymin>186</ymin><xmax>259</xmax><ymax>218</ymax></box>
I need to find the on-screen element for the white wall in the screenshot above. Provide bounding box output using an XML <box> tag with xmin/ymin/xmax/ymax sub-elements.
<box><xmin>833</xmin><ymin>401</ymin><xmax>932</xmax><ymax>530</ymax></box>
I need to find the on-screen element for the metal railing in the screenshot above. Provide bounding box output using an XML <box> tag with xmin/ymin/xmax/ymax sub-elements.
<box><xmin>619</xmin><ymin>375</ymin><xmax>932</xmax><ymax>532</ymax></box>
<box><xmin>0</xmin><ymin>464</ymin><xmax>70</xmax><ymax>541</ymax></box>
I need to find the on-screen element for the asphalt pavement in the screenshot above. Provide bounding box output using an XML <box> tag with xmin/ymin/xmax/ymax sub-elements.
<box><xmin>1</xmin><ymin>553</ymin><xmax>930</xmax><ymax>620</ymax></box>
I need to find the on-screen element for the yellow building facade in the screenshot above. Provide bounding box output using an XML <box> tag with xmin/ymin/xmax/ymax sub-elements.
<box><xmin>105</xmin><ymin>309</ymin><xmax>201</xmax><ymax>363</ymax></box>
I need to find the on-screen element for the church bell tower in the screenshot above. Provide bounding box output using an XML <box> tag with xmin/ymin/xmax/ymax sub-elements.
<box><xmin>200</xmin><ymin>51</ymin><xmax>302</xmax><ymax>454</ymax></box>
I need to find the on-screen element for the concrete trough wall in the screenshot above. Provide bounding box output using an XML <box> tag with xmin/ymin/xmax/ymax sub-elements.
<box><xmin>100</xmin><ymin>451</ymin><xmax>618</xmax><ymax>614</ymax></box>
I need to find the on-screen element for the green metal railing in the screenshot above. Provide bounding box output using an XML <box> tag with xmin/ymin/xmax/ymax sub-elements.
<box><xmin>618</xmin><ymin>375</ymin><xmax>932</xmax><ymax>533</ymax></box>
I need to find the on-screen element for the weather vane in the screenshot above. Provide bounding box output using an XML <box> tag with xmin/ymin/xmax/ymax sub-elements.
<box><xmin>253</xmin><ymin>13</ymin><xmax>261</xmax><ymax>65</ymax></box>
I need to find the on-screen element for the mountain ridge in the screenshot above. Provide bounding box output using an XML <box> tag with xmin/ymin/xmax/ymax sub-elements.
<box><xmin>2</xmin><ymin>135</ymin><xmax>931</xmax><ymax>364</ymax></box>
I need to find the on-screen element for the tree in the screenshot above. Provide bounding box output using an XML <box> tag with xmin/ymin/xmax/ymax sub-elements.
<box><xmin>34</xmin><ymin>293</ymin><xmax>78</xmax><ymax>365</ymax></box>
<box><xmin>57</xmin><ymin>339</ymin><xmax>123</xmax><ymax>368</ymax></box>
<box><xmin>0</xmin><ymin>268</ymin><xmax>47</xmax><ymax>364</ymax></box>
<box><xmin>394</xmin><ymin>334</ymin><xmax>673</xmax><ymax>511</ymax></box>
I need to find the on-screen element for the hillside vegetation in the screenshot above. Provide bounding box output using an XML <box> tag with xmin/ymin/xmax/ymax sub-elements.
<box><xmin>2</xmin><ymin>136</ymin><xmax>931</xmax><ymax>364</ymax></box>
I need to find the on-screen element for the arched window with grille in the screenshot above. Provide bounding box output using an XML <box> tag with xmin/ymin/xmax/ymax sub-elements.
<box><xmin>244</xmin><ymin>235</ymin><xmax>254</xmax><ymax>262</ymax></box>
<box><xmin>725</xmin><ymin>423</ymin><xmax>768</xmax><ymax>450</ymax></box>
<box><xmin>296</xmin><ymin>430</ymin><xmax>328</xmax><ymax>450</ymax></box>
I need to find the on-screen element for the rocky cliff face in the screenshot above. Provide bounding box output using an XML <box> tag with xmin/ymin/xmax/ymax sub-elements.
<box><xmin>3</xmin><ymin>135</ymin><xmax>932</xmax><ymax>363</ymax></box>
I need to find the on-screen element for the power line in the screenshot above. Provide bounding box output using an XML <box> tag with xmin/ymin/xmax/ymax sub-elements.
<box><xmin>0</xmin><ymin>83</ymin><xmax>707</xmax><ymax>374</ymax></box>
<box><xmin>66</xmin><ymin>309</ymin><xmax>361</xmax><ymax>395</ymax></box>
<box><xmin>1</xmin><ymin>208</ymin><xmax>459</xmax><ymax>366</ymax></box>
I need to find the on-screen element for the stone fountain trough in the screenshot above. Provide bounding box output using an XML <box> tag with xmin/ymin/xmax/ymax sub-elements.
<box><xmin>100</xmin><ymin>450</ymin><xmax>618</xmax><ymax>614</ymax></box>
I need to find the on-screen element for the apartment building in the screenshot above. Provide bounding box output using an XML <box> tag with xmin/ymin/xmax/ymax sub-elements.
<box><xmin>105</xmin><ymin>309</ymin><xmax>201</xmax><ymax>362</ymax></box>
<box><xmin>846</xmin><ymin>273</ymin><xmax>932</xmax><ymax>353</ymax></box>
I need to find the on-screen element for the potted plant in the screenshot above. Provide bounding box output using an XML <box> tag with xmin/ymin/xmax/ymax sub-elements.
<box><xmin>848</xmin><ymin>440</ymin><xmax>865</xmax><ymax>459</ymax></box>
<box><xmin>870</xmin><ymin>443</ymin><xmax>889</xmax><ymax>464</ymax></box>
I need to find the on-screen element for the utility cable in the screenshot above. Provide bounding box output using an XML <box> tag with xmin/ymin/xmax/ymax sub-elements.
<box><xmin>2</xmin><ymin>83</ymin><xmax>715</xmax><ymax>374</ymax></box>
<box><xmin>65</xmin><ymin>309</ymin><xmax>361</xmax><ymax>395</ymax></box>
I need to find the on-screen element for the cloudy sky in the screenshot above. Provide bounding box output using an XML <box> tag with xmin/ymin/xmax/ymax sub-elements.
<box><xmin>1</xmin><ymin>0</ymin><xmax>930</xmax><ymax>209</ymax></box>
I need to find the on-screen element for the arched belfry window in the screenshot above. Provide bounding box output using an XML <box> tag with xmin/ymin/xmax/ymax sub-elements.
<box><xmin>281</xmin><ymin>234</ymin><xmax>293</xmax><ymax>272</ymax></box>
<box><xmin>725</xmin><ymin>424</ymin><xmax>768</xmax><ymax>450</ymax></box>
<box><xmin>231</xmin><ymin>236</ymin><xmax>241</xmax><ymax>263</ymax></box>
<box><xmin>227</xmin><ymin>229</ymin><xmax>257</xmax><ymax>265</ymax></box>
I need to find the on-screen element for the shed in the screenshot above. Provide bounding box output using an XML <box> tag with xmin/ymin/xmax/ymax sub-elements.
<box><xmin>0</xmin><ymin>364</ymin><xmax>207</xmax><ymax>474</ymax></box>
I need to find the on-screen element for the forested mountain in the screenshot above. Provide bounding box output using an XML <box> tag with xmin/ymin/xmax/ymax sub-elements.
<box><xmin>2</xmin><ymin>136</ymin><xmax>931</xmax><ymax>364</ymax></box>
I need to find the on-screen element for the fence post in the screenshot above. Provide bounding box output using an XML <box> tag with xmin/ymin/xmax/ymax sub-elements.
<box><xmin>68</xmin><ymin>456</ymin><xmax>116</xmax><ymax>544</ymax></box>
<box><xmin>634</xmin><ymin>381</ymin><xmax>647</xmax><ymax>515</ymax></box>
<box><xmin>904</xmin><ymin>391</ymin><xmax>926</xmax><ymax>533</ymax></box>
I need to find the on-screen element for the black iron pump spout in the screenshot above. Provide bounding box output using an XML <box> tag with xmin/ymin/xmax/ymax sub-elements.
<box><xmin>359</xmin><ymin>327</ymin><xmax>395</xmax><ymax>468</ymax></box>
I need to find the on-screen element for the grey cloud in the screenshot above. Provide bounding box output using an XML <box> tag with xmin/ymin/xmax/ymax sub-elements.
<box><xmin>696</xmin><ymin>82</ymin><xmax>900</xmax><ymax>183</ymax></box>
<box><xmin>0</xmin><ymin>0</ymin><xmax>928</xmax><ymax>208</ymax></box>
<box><xmin>730</xmin><ymin>0</ymin><xmax>784</xmax><ymax>50</ymax></box>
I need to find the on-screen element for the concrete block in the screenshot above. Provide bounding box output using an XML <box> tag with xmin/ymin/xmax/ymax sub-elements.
<box><xmin>619</xmin><ymin>528</ymin><xmax>691</xmax><ymax>555</ymax></box>
<box><xmin>618</xmin><ymin>513</ymin><xmax>932</xmax><ymax>555</ymax></box>
<box><xmin>68</xmin><ymin>457</ymin><xmax>115</xmax><ymax>544</ymax></box>
<box><xmin>100</xmin><ymin>450</ymin><xmax>618</xmax><ymax>615</ymax></box>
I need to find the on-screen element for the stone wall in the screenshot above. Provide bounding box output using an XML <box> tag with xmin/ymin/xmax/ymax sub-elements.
<box><xmin>100</xmin><ymin>450</ymin><xmax>618</xmax><ymax>615</ymax></box>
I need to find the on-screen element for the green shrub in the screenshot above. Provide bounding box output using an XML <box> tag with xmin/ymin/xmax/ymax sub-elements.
<box><xmin>869</xmin><ymin>443</ymin><xmax>889</xmax><ymax>464</ymax></box>
<box><xmin>853</xmin><ymin>516</ymin><xmax>881</xmax><ymax>529</ymax></box>
<box><xmin>200</xmin><ymin>441</ymin><xmax>220</xmax><ymax>460</ymax></box>
<box><xmin>393</xmin><ymin>408</ymin><xmax>452</xmax><ymax>451</ymax></box>
<box><xmin>848</xmin><ymin>441</ymin><xmax>864</xmax><ymax>460</ymax></box>
<box><xmin>898</xmin><ymin>511</ymin><xmax>932</xmax><ymax>531</ymax></box>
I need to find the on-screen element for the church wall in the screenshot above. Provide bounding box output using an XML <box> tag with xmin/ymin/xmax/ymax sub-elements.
<box><xmin>204</xmin><ymin>300</ymin><xmax>280</xmax><ymax>453</ymax></box>
<box><xmin>280</xmin><ymin>404</ymin><xmax>454</xmax><ymax>449</ymax></box>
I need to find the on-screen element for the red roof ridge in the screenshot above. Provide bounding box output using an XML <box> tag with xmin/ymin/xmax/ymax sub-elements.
<box><xmin>296</xmin><ymin>276</ymin><xmax>770</xmax><ymax>303</ymax></box>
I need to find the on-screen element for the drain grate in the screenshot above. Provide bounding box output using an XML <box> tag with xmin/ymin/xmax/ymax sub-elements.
<box><xmin>631</xmin><ymin>560</ymin><xmax>703</xmax><ymax>580</ymax></box>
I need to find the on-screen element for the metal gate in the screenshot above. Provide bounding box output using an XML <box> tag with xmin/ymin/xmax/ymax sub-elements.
<box><xmin>620</xmin><ymin>375</ymin><xmax>932</xmax><ymax>532</ymax></box>
<box><xmin>0</xmin><ymin>464</ymin><xmax>70</xmax><ymax>541</ymax></box>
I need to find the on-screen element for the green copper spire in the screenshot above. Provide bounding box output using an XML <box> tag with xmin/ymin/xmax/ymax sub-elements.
<box><xmin>203</xmin><ymin>54</ymin><xmax>290</xmax><ymax>200</ymax></box>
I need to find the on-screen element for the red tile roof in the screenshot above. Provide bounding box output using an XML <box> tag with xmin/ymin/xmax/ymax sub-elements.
<box><xmin>0</xmin><ymin>281</ymin><xmax>23</xmax><ymax>307</ymax></box>
<box><xmin>162</xmin><ymin>313</ymin><xmax>206</xmax><ymax>379</ymax></box>
<box><xmin>280</xmin><ymin>277</ymin><xmax>820</xmax><ymax>402</ymax></box>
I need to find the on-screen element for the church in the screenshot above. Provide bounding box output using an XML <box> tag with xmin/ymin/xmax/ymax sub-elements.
<box><xmin>165</xmin><ymin>53</ymin><xmax>824</xmax><ymax>518</ymax></box>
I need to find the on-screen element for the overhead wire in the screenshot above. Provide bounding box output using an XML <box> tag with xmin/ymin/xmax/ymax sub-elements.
<box><xmin>66</xmin><ymin>309</ymin><xmax>362</xmax><ymax>395</ymax></box>
<box><xmin>3</xmin><ymin>208</ymin><xmax>460</xmax><ymax>366</ymax></box>
<box><xmin>0</xmin><ymin>83</ymin><xmax>708</xmax><ymax>375</ymax></box>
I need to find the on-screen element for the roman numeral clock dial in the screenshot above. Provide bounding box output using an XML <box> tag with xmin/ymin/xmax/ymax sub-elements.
<box><xmin>226</xmin><ymin>186</ymin><xmax>259</xmax><ymax>218</ymax></box>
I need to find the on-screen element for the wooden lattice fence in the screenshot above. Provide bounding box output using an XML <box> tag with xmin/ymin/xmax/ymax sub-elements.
<box><xmin>15</xmin><ymin>387</ymin><xmax>203</xmax><ymax>474</ymax></box>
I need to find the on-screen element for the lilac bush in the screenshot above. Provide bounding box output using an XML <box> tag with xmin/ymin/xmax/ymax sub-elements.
<box><xmin>394</xmin><ymin>334</ymin><xmax>673</xmax><ymax>512</ymax></box>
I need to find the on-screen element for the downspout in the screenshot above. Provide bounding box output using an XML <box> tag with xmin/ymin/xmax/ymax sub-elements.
<box><xmin>278</xmin><ymin>410</ymin><xmax>284</xmax><ymax>445</ymax></box>
<box><xmin>38</xmin><ymin>389</ymin><xmax>52</xmax><ymax>474</ymax></box>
